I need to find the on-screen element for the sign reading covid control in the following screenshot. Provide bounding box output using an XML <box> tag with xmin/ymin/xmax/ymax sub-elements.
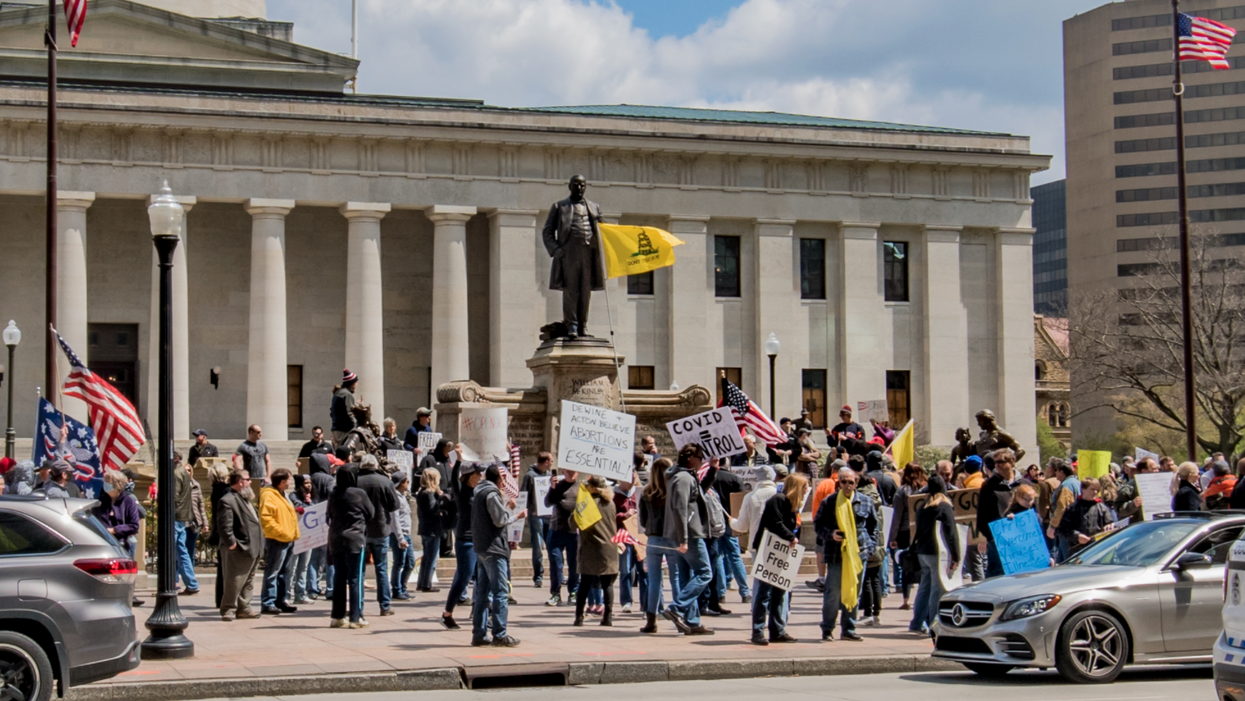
<box><xmin>666</xmin><ymin>408</ymin><xmax>746</xmax><ymax>460</ymax></box>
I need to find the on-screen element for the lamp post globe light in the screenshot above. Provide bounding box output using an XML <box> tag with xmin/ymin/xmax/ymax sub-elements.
<box><xmin>3</xmin><ymin>320</ymin><xmax>19</xmax><ymax>460</ymax></box>
<box><xmin>764</xmin><ymin>333</ymin><xmax>780</xmax><ymax>420</ymax></box>
<box><xmin>141</xmin><ymin>181</ymin><xmax>194</xmax><ymax>659</ymax></box>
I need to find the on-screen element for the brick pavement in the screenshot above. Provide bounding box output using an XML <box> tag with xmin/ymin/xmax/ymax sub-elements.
<box><xmin>102</xmin><ymin>572</ymin><xmax>936</xmax><ymax>688</ymax></box>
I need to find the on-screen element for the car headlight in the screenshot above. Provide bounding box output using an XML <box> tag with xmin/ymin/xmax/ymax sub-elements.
<box><xmin>1001</xmin><ymin>594</ymin><xmax>1062</xmax><ymax>621</ymax></box>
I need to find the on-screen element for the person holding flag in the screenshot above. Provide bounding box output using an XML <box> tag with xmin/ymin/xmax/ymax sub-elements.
<box><xmin>813</xmin><ymin>465</ymin><xmax>877</xmax><ymax>642</ymax></box>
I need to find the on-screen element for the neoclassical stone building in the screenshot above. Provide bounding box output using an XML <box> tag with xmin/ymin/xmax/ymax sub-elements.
<box><xmin>0</xmin><ymin>0</ymin><xmax>1048</xmax><ymax>455</ymax></box>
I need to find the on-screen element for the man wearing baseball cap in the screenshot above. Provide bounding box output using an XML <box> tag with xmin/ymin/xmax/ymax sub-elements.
<box><xmin>331</xmin><ymin>369</ymin><xmax>359</xmax><ymax>445</ymax></box>
<box><xmin>826</xmin><ymin>406</ymin><xmax>865</xmax><ymax>450</ymax></box>
<box><xmin>188</xmin><ymin>429</ymin><xmax>219</xmax><ymax>468</ymax></box>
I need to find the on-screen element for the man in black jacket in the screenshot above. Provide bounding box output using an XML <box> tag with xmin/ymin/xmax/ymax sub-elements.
<box><xmin>330</xmin><ymin>370</ymin><xmax>358</xmax><ymax>445</ymax></box>
<box><xmin>471</xmin><ymin>464</ymin><xmax>524</xmax><ymax>647</ymax></box>
<box><xmin>357</xmin><ymin>455</ymin><xmax>400</xmax><ymax>617</ymax></box>
<box><xmin>188</xmin><ymin>429</ymin><xmax>219</xmax><ymax>467</ymax></box>
<box><xmin>298</xmin><ymin>426</ymin><xmax>332</xmax><ymax>459</ymax></box>
<box><xmin>813</xmin><ymin>467</ymin><xmax>877</xmax><ymax>642</ymax></box>
<box><xmin>520</xmin><ymin>452</ymin><xmax>554</xmax><ymax>588</ymax></box>
<box><xmin>976</xmin><ymin>448</ymin><xmax>1016</xmax><ymax>578</ymax></box>
<box><xmin>544</xmin><ymin>468</ymin><xmax>580</xmax><ymax>606</ymax></box>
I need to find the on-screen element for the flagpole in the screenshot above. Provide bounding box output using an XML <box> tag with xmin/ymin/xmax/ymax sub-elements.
<box><xmin>44</xmin><ymin>0</ymin><xmax>58</xmax><ymax>409</ymax></box>
<box><xmin>1172</xmin><ymin>0</ymin><xmax>1198</xmax><ymax>462</ymax></box>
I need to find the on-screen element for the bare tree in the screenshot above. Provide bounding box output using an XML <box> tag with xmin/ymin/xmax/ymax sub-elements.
<box><xmin>1068</xmin><ymin>229</ymin><xmax>1245</xmax><ymax>457</ymax></box>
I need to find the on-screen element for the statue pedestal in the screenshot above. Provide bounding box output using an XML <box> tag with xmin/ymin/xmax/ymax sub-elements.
<box><xmin>527</xmin><ymin>338</ymin><xmax>624</xmax><ymax>457</ymax></box>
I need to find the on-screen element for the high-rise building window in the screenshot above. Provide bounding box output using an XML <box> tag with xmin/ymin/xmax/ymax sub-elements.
<box><xmin>627</xmin><ymin>271</ymin><xmax>654</xmax><ymax>295</ymax></box>
<box><xmin>883</xmin><ymin>241</ymin><xmax>909</xmax><ymax>302</ymax></box>
<box><xmin>628</xmin><ymin>365</ymin><xmax>655</xmax><ymax>390</ymax></box>
<box><xmin>714</xmin><ymin>235</ymin><xmax>741</xmax><ymax>298</ymax></box>
<box><xmin>288</xmin><ymin>365</ymin><xmax>303</xmax><ymax>428</ymax></box>
<box><xmin>799</xmin><ymin>238</ymin><xmax>826</xmax><ymax>300</ymax></box>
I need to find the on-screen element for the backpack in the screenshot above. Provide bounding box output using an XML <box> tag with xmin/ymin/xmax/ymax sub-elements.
<box><xmin>701</xmin><ymin>487</ymin><xmax>728</xmax><ymax>539</ymax></box>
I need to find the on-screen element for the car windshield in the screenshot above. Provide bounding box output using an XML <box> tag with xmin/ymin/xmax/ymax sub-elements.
<box><xmin>1065</xmin><ymin>520</ymin><xmax>1202</xmax><ymax>567</ymax></box>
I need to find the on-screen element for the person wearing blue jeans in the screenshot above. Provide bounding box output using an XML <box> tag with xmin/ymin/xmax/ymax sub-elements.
<box><xmin>618</xmin><ymin>543</ymin><xmax>647</xmax><ymax>611</ymax></box>
<box><xmin>909</xmin><ymin>553</ymin><xmax>943</xmax><ymax>633</ymax></box>
<box><xmin>308</xmin><ymin>546</ymin><xmax>327</xmax><ymax>598</ymax></box>
<box><xmin>520</xmin><ymin>453</ymin><xmax>556</xmax><ymax>588</ymax></box>
<box><xmin>714</xmin><ymin>532</ymin><xmax>750</xmax><ymax>603</ymax></box>
<box><xmin>813</xmin><ymin>467</ymin><xmax>877</xmax><ymax>641</ymax></box>
<box><xmin>442</xmin><ymin>461</ymin><xmax>482</xmax><ymax>630</ymax></box>
<box><xmin>364</xmin><ymin>536</ymin><xmax>392</xmax><ymax>614</ymax></box>
<box><xmin>389</xmin><ymin>472</ymin><xmax>415</xmax><ymax>600</ymax></box>
<box><xmin>261</xmin><ymin>539</ymin><xmax>296</xmax><ymax>611</ymax></box>
<box><xmin>669</xmin><ymin>537</ymin><xmax>712</xmax><ymax>630</ymax></box>
<box><xmin>644</xmin><ymin>536</ymin><xmax>680</xmax><ymax>615</ymax></box>
<box><xmin>471</xmin><ymin>463</ymin><xmax>523</xmax><ymax>646</ymax></box>
<box><xmin>547</xmin><ymin>530</ymin><xmax>579</xmax><ymax>603</ymax></box>
<box><xmin>660</xmin><ymin>445</ymin><xmax>716</xmax><ymax>635</ymax></box>
<box><xmin>174</xmin><ymin>520</ymin><xmax>201</xmax><ymax>593</ymax></box>
<box><xmin>529</xmin><ymin>516</ymin><xmax>550</xmax><ymax>587</ymax></box>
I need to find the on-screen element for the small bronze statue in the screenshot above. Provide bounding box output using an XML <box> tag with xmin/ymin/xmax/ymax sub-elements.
<box><xmin>949</xmin><ymin>427</ymin><xmax>975</xmax><ymax>465</ymax></box>
<box><xmin>541</xmin><ymin>175</ymin><xmax>605</xmax><ymax>339</ymax></box>
<box><xmin>970</xmin><ymin>409</ymin><xmax>1025</xmax><ymax>462</ymax></box>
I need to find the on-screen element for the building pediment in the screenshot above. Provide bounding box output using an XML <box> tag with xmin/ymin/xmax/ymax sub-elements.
<box><xmin>0</xmin><ymin>0</ymin><xmax>356</xmax><ymax>93</ymax></box>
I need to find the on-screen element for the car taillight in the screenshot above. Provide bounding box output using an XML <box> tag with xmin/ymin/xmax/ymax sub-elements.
<box><xmin>74</xmin><ymin>558</ymin><xmax>138</xmax><ymax>584</ymax></box>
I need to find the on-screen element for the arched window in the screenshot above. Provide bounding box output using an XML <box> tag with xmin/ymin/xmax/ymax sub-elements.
<box><xmin>1056</xmin><ymin>403</ymin><xmax>1070</xmax><ymax>428</ymax></box>
<box><xmin>1035</xmin><ymin>360</ymin><xmax>1047</xmax><ymax>381</ymax></box>
<box><xmin>1047</xmin><ymin>404</ymin><xmax>1059</xmax><ymax>426</ymax></box>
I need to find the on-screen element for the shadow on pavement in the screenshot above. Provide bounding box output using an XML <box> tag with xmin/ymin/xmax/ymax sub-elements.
<box><xmin>901</xmin><ymin>664</ymin><xmax>1212</xmax><ymax>686</ymax></box>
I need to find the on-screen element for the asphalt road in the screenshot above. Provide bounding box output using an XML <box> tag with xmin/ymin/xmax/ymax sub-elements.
<box><xmin>203</xmin><ymin>666</ymin><xmax>1216</xmax><ymax>701</ymax></box>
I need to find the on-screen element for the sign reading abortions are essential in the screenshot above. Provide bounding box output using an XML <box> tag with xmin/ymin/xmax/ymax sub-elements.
<box><xmin>459</xmin><ymin>407</ymin><xmax>509</xmax><ymax>462</ymax></box>
<box><xmin>557</xmin><ymin>400</ymin><xmax>637</xmax><ymax>482</ymax></box>
<box><xmin>417</xmin><ymin>432</ymin><xmax>442</xmax><ymax>452</ymax></box>
<box><xmin>293</xmin><ymin>502</ymin><xmax>328</xmax><ymax>555</ymax></box>
<box><xmin>666</xmin><ymin>408</ymin><xmax>746</xmax><ymax>460</ymax></box>
<box><xmin>750</xmin><ymin>530</ymin><xmax>805</xmax><ymax>592</ymax></box>
<box><xmin>988</xmin><ymin>510</ymin><xmax>1050</xmax><ymax>575</ymax></box>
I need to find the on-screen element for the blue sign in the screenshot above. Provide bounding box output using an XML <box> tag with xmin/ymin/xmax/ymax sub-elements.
<box><xmin>988</xmin><ymin>509</ymin><xmax>1050</xmax><ymax>576</ymax></box>
<box><xmin>32</xmin><ymin>398</ymin><xmax>104</xmax><ymax>499</ymax></box>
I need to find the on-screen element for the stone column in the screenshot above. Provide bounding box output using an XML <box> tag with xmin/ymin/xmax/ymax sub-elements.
<box><xmin>995</xmin><ymin>228</ymin><xmax>1038</xmax><ymax>452</ymax></box>
<box><xmin>244</xmin><ymin>199</ymin><xmax>295</xmax><ymax>441</ymax></box>
<box><xmin>57</xmin><ymin>192</ymin><xmax>95</xmax><ymax>420</ymax></box>
<box><xmin>922</xmin><ymin>226</ymin><xmax>969</xmax><ymax>445</ymax></box>
<box><xmin>837</xmin><ymin>222</ymin><xmax>885</xmax><ymax>409</ymax></box>
<box><xmin>341</xmin><ymin>202</ymin><xmax>390</xmax><ymax>418</ymax></box>
<box><xmin>488</xmin><ymin>209</ymin><xmax>540</xmax><ymax>388</ymax></box>
<box><xmin>754</xmin><ymin>219</ymin><xmax>797</xmax><ymax>411</ymax></box>
<box><xmin>428</xmin><ymin>205</ymin><xmax>477</xmax><ymax>395</ymax></box>
<box><xmin>146</xmin><ymin>195</ymin><xmax>195</xmax><ymax>440</ymax></box>
<box><xmin>666</xmin><ymin>216</ymin><xmax>710</xmax><ymax>391</ymax></box>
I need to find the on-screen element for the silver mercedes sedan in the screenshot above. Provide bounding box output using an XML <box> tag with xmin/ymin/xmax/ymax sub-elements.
<box><xmin>931</xmin><ymin>513</ymin><xmax>1245</xmax><ymax>683</ymax></box>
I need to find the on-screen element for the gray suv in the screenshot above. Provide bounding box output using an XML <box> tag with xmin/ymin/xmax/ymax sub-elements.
<box><xmin>0</xmin><ymin>495</ymin><xmax>141</xmax><ymax>700</ymax></box>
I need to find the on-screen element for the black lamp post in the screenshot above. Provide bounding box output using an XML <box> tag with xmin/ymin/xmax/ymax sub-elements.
<box><xmin>3</xmin><ymin>321</ymin><xmax>19</xmax><ymax>460</ymax></box>
<box><xmin>764</xmin><ymin>333</ymin><xmax>780</xmax><ymax>419</ymax></box>
<box><xmin>141</xmin><ymin>181</ymin><xmax>193</xmax><ymax>659</ymax></box>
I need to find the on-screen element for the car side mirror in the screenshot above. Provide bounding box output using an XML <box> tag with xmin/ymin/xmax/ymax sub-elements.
<box><xmin>1174</xmin><ymin>552</ymin><xmax>1214</xmax><ymax>571</ymax></box>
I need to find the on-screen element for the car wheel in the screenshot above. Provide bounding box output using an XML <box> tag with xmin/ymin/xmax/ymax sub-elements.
<box><xmin>1056</xmin><ymin>609</ymin><xmax>1129</xmax><ymax>684</ymax></box>
<box><xmin>0</xmin><ymin>631</ymin><xmax>53</xmax><ymax>701</ymax></box>
<box><xmin>962</xmin><ymin>662</ymin><xmax>1014</xmax><ymax>677</ymax></box>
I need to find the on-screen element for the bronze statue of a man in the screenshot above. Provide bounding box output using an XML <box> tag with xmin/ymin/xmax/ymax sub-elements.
<box><xmin>541</xmin><ymin>175</ymin><xmax>605</xmax><ymax>339</ymax></box>
<box><xmin>972</xmin><ymin>409</ymin><xmax>1026</xmax><ymax>461</ymax></box>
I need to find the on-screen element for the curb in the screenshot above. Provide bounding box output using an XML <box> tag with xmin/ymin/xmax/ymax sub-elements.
<box><xmin>68</xmin><ymin>655</ymin><xmax>958</xmax><ymax>700</ymax></box>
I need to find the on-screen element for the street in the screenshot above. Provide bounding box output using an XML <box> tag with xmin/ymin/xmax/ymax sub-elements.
<box><xmin>198</xmin><ymin>667</ymin><xmax>1214</xmax><ymax>701</ymax></box>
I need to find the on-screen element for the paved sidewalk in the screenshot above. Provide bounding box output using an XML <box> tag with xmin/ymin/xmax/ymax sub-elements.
<box><xmin>94</xmin><ymin>574</ymin><xmax>937</xmax><ymax>691</ymax></box>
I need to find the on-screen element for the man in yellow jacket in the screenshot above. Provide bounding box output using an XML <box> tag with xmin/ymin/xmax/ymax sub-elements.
<box><xmin>259</xmin><ymin>467</ymin><xmax>301</xmax><ymax>615</ymax></box>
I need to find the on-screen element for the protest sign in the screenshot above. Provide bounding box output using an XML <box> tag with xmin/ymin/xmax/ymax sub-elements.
<box><xmin>1136</xmin><ymin>472</ymin><xmax>1174</xmax><ymax>520</ymax></box>
<box><xmin>988</xmin><ymin>510</ymin><xmax>1049</xmax><ymax>575</ymax></box>
<box><xmin>856</xmin><ymin>400</ymin><xmax>889</xmax><ymax>424</ymax></box>
<box><xmin>622</xmin><ymin>514</ymin><xmax>647</xmax><ymax>560</ymax></box>
<box><xmin>557</xmin><ymin>400</ymin><xmax>636</xmax><ymax>481</ymax></box>
<box><xmin>418</xmin><ymin>432</ymin><xmax>442</xmax><ymax>453</ymax></box>
<box><xmin>749</xmin><ymin>530</ymin><xmax>805</xmax><ymax>591</ymax></box>
<box><xmin>533</xmin><ymin>475</ymin><xmax>553</xmax><ymax>517</ymax></box>
<box><xmin>880</xmin><ymin>506</ymin><xmax>894</xmax><ymax>548</ymax></box>
<box><xmin>293</xmin><ymin>502</ymin><xmax>328</xmax><ymax>555</ymax></box>
<box><xmin>666</xmin><ymin>407</ymin><xmax>746</xmax><ymax>460</ymax></box>
<box><xmin>458</xmin><ymin>407</ymin><xmax>509</xmax><ymax>461</ymax></box>
<box><xmin>506</xmin><ymin>491</ymin><xmax>527</xmax><ymax>543</ymax></box>
<box><xmin>387</xmin><ymin>450</ymin><xmax>414</xmax><ymax>481</ymax></box>
<box><xmin>1078</xmin><ymin>450</ymin><xmax>1112</xmax><ymax>480</ymax></box>
<box><xmin>936</xmin><ymin>524</ymin><xmax>970</xmax><ymax>592</ymax></box>
<box><xmin>909</xmin><ymin>488</ymin><xmax>984</xmax><ymax>544</ymax></box>
<box><xmin>730</xmin><ymin>491</ymin><xmax>746</xmax><ymax>519</ymax></box>
<box><xmin>1135</xmin><ymin>447</ymin><xmax>1159</xmax><ymax>464</ymax></box>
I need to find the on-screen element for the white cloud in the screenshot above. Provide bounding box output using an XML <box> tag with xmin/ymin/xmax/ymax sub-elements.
<box><xmin>272</xmin><ymin>0</ymin><xmax>1071</xmax><ymax>180</ymax></box>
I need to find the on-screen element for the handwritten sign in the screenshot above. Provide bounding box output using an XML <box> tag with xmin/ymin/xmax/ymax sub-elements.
<box><xmin>418</xmin><ymin>432</ymin><xmax>442</xmax><ymax>453</ymax></box>
<box><xmin>459</xmin><ymin>408</ymin><xmax>509</xmax><ymax>462</ymax></box>
<box><xmin>937</xmin><ymin>524</ymin><xmax>970</xmax><ymax>592</ymax></box>
<box><xmin>534</xmin><ymin>475</ymin><xmax>553</xmax><ymax>517</ymax></box>
<box><xmin>1135</xmin><ymin>447</ymin><xmax>1159</xmax><ymax>464</ymax></box>
<box><xmin>880</xmin><ymin>506</ymin><xmax>894</xmax><ymax>548</ymax></box>
<box><xmin>557</xmin><ymin>400</ymin><xmax>636</xmax><ymax>482</ymax></box>
<box><xmin>666</xmin><ymin>408</ymin><xmax>746</xmax><ymax>460</ymax></box>
<box><xmin>988</xmin><ymin>510</ymin><xmax>1049</xmax><ymax>575</ymax></box>
<box><xmin>750</xmin><ymin>530</ymin><xmax>806</xmax><ymax>591</ymax></box>
<box><xmin>856</xmin><ymin>400</ymin><xmax>889</xmax><ymax>424</ymax></box>
<box><xmin>909</xmin><ymin>488</ymin><xmax>983</xmax><ymax>544</ymax></box>
<box><xmin>1078</xmin><ymin>450</ymin><xmax>1112</xmax><ymax>480</ymax></box>
<box><xmin>506</xmin><ymin>491</ymin><xmax>527</xmax><ymax>543</ymax></box>
<box><xmin>293</xmin><ymin>502</ymin><xmax>328</xmax><ymax>555</ymax></box>
<box><xmin>1136</xmin><ymin>472</ymin><xmax>1174</xmax><ymax>520</ymax></box>
<box><xmin>387</xmin><ymin>450</ymin><xmax>414</xmax><ymax>481</ymax></box>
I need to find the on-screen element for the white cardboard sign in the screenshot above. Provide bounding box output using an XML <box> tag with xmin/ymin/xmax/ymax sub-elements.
<box><xmin>387</xmin><ymin>450</ymin><xmax>414</xmax><ymax>481</ymax></box>
<box><xmin>459</xmin><ymin>408</ymin><xmax>509</xmax><ymax>462</ymax></box>
<box><xmin>418</xmin><ymin>432</ymin><xmax>442</xmax><ymax>453</ymax></box>
<box><xmin>292</xmin><ymin>502</ymin><xmax>328</xmax><ymax>555</ymax></box>
<box><xmin>506</xmin><ymin>491</ymin><xmax>528</xmax><ymax>543</ymax></box>
<box><xmin>856</xmin><ymin>400</ymin><xmax>889</xmax><ymax>424</ymax></box>
<box><xmin>533</xmin><ymin>475</ymin><xmax>553</xmax><ymax>517</ymax></box>
<box><xmin>1136</xmin><ymin>472</ymin><xmax>1175</xmax><ymax>520</ymax></box>
<box><xmin>557</xmin><ymin>400</ymin><xmax>636</xmax><ymax>482</ymax></box>
<box><xmin>666</xmin><ymin>408</ymin><xmax>746</xmax><ymax>460</ymax></box>
<box><xmin>749</xmin><ymin>529</ymin><xmax>805</xmax><ymax>591</ymax></box>
<box><xmin>936</xmin><ymin>524</ymin><xmax>970</xmax><ymax>592</ymax></box>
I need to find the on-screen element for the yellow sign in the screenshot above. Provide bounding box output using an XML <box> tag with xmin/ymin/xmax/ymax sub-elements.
<box><xmin>572</xmin><ymin>483</ymin><xmax>601</xmax><ymax>531</ymax></box>
<box><xmin>1078</xmin><ymin>450</ymin><xmax>1112</xmax><ymax>480</ymax></box>
<box><xmin>599</xmin><ymin>224</ymin><xmax>684</xmax><ymax>279</ymax></box>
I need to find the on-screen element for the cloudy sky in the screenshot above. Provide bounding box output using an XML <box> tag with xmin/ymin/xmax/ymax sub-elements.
<box><xmin>267</xmin><ymin>0</ymin><xmax>1108</xmax><ymax>185</ymax></box>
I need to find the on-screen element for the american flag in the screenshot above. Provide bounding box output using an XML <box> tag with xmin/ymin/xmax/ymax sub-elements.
<box><xmin>611</xmin><ymin>527</ymin><xmax>638</xmax><ymax>547</ymax></box>
<box><xmin>718</xmin><ymin>377</ymin><xmax>787</xmax><ymax>448</ymax></box>
<box><xmin>509</xmin><ymin>443</ymin><xmax>521</xmax><ymax>479</ymax></box>
<box><xmin>64</xmin><ymin>0</ymin><xmax>87</xmax><ymax>48</ymax></box>
<box><xmin>54</xmin><ymin>329</ymin><xmax>145</xmax><ymax>471</ymax></box>
<box><xmin>33</xmin><ymin>397</ymin><xmax>103</xmax><ymax>498</ymax></box>
<box><xmin>1179</xmin><ymin>12</ymin><xmax>1236</xmax><ymax>70</ymax></box>
<box><xmin>496</xmin><ymin>456</ymin><xmax>521</xmax><ymax>502</ymax></box>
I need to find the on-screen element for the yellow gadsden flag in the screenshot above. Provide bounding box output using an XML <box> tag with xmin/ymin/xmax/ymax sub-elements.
<box><xmin>573</xmin><ymin>483</ymin><xmax>602</xmax><ymax>531</ymax></box>
<box><xmin>886</xmin><ymin>419</ymin><xmax>915</xmax><ymax>471</ymax></box>
<box><xmin>599</xmin><ymin>224</ymin><xmax>685</xmax><ymax>279</ymax></box>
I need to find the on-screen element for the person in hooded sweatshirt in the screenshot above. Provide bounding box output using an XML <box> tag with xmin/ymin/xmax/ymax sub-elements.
<box><xmin>3</xmin><ymin>460</ymin><xmax>35</xmax><ymax>495</ymax></box>
<box><xmin>661</xmin><ymin>444</ymin><xmax>716</xmax><ymax>636</ymax></box>
<box><xmin>356</xmin><ymin>454</ymin><xmax>400</xmax><ymax>617</ymax></box>
<box><xmin>420</xmin><ymin>439</ymin><xmax>460</xmax><ymax>558</ymax></box>
<box><xmin>520</xmin><ymin>452</ymin><xmax>555</xmax><ymax>589</ymax></box>
<box><xmin>471</xmin><ymin>463</ymin><xmax>524</xmax><ymax>647</ymax></box>
<box><xmin>305</xmin><ymin>452</ymin><xmax>336</xmax><ymax>599</ymax></box>
<box><xmin>545</xmin><ymin>467</ymin><xmax>581</xmax><ymax>607</ymax></box>
<box><xmin>328</xmin><ymin>466</ymin><xmax>373</xmax><ymax>629</ymax></box>
<box><xmin>441</xmin><ymin>459</ymin><xmax>483</xmax><ymax>631</ymax></box>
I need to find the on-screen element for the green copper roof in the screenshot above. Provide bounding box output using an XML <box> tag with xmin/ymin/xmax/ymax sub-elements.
<box><xmin>518</xmin><ymin>104</ymin><xmax>1006</xmax><ymax>136</ymax></box>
